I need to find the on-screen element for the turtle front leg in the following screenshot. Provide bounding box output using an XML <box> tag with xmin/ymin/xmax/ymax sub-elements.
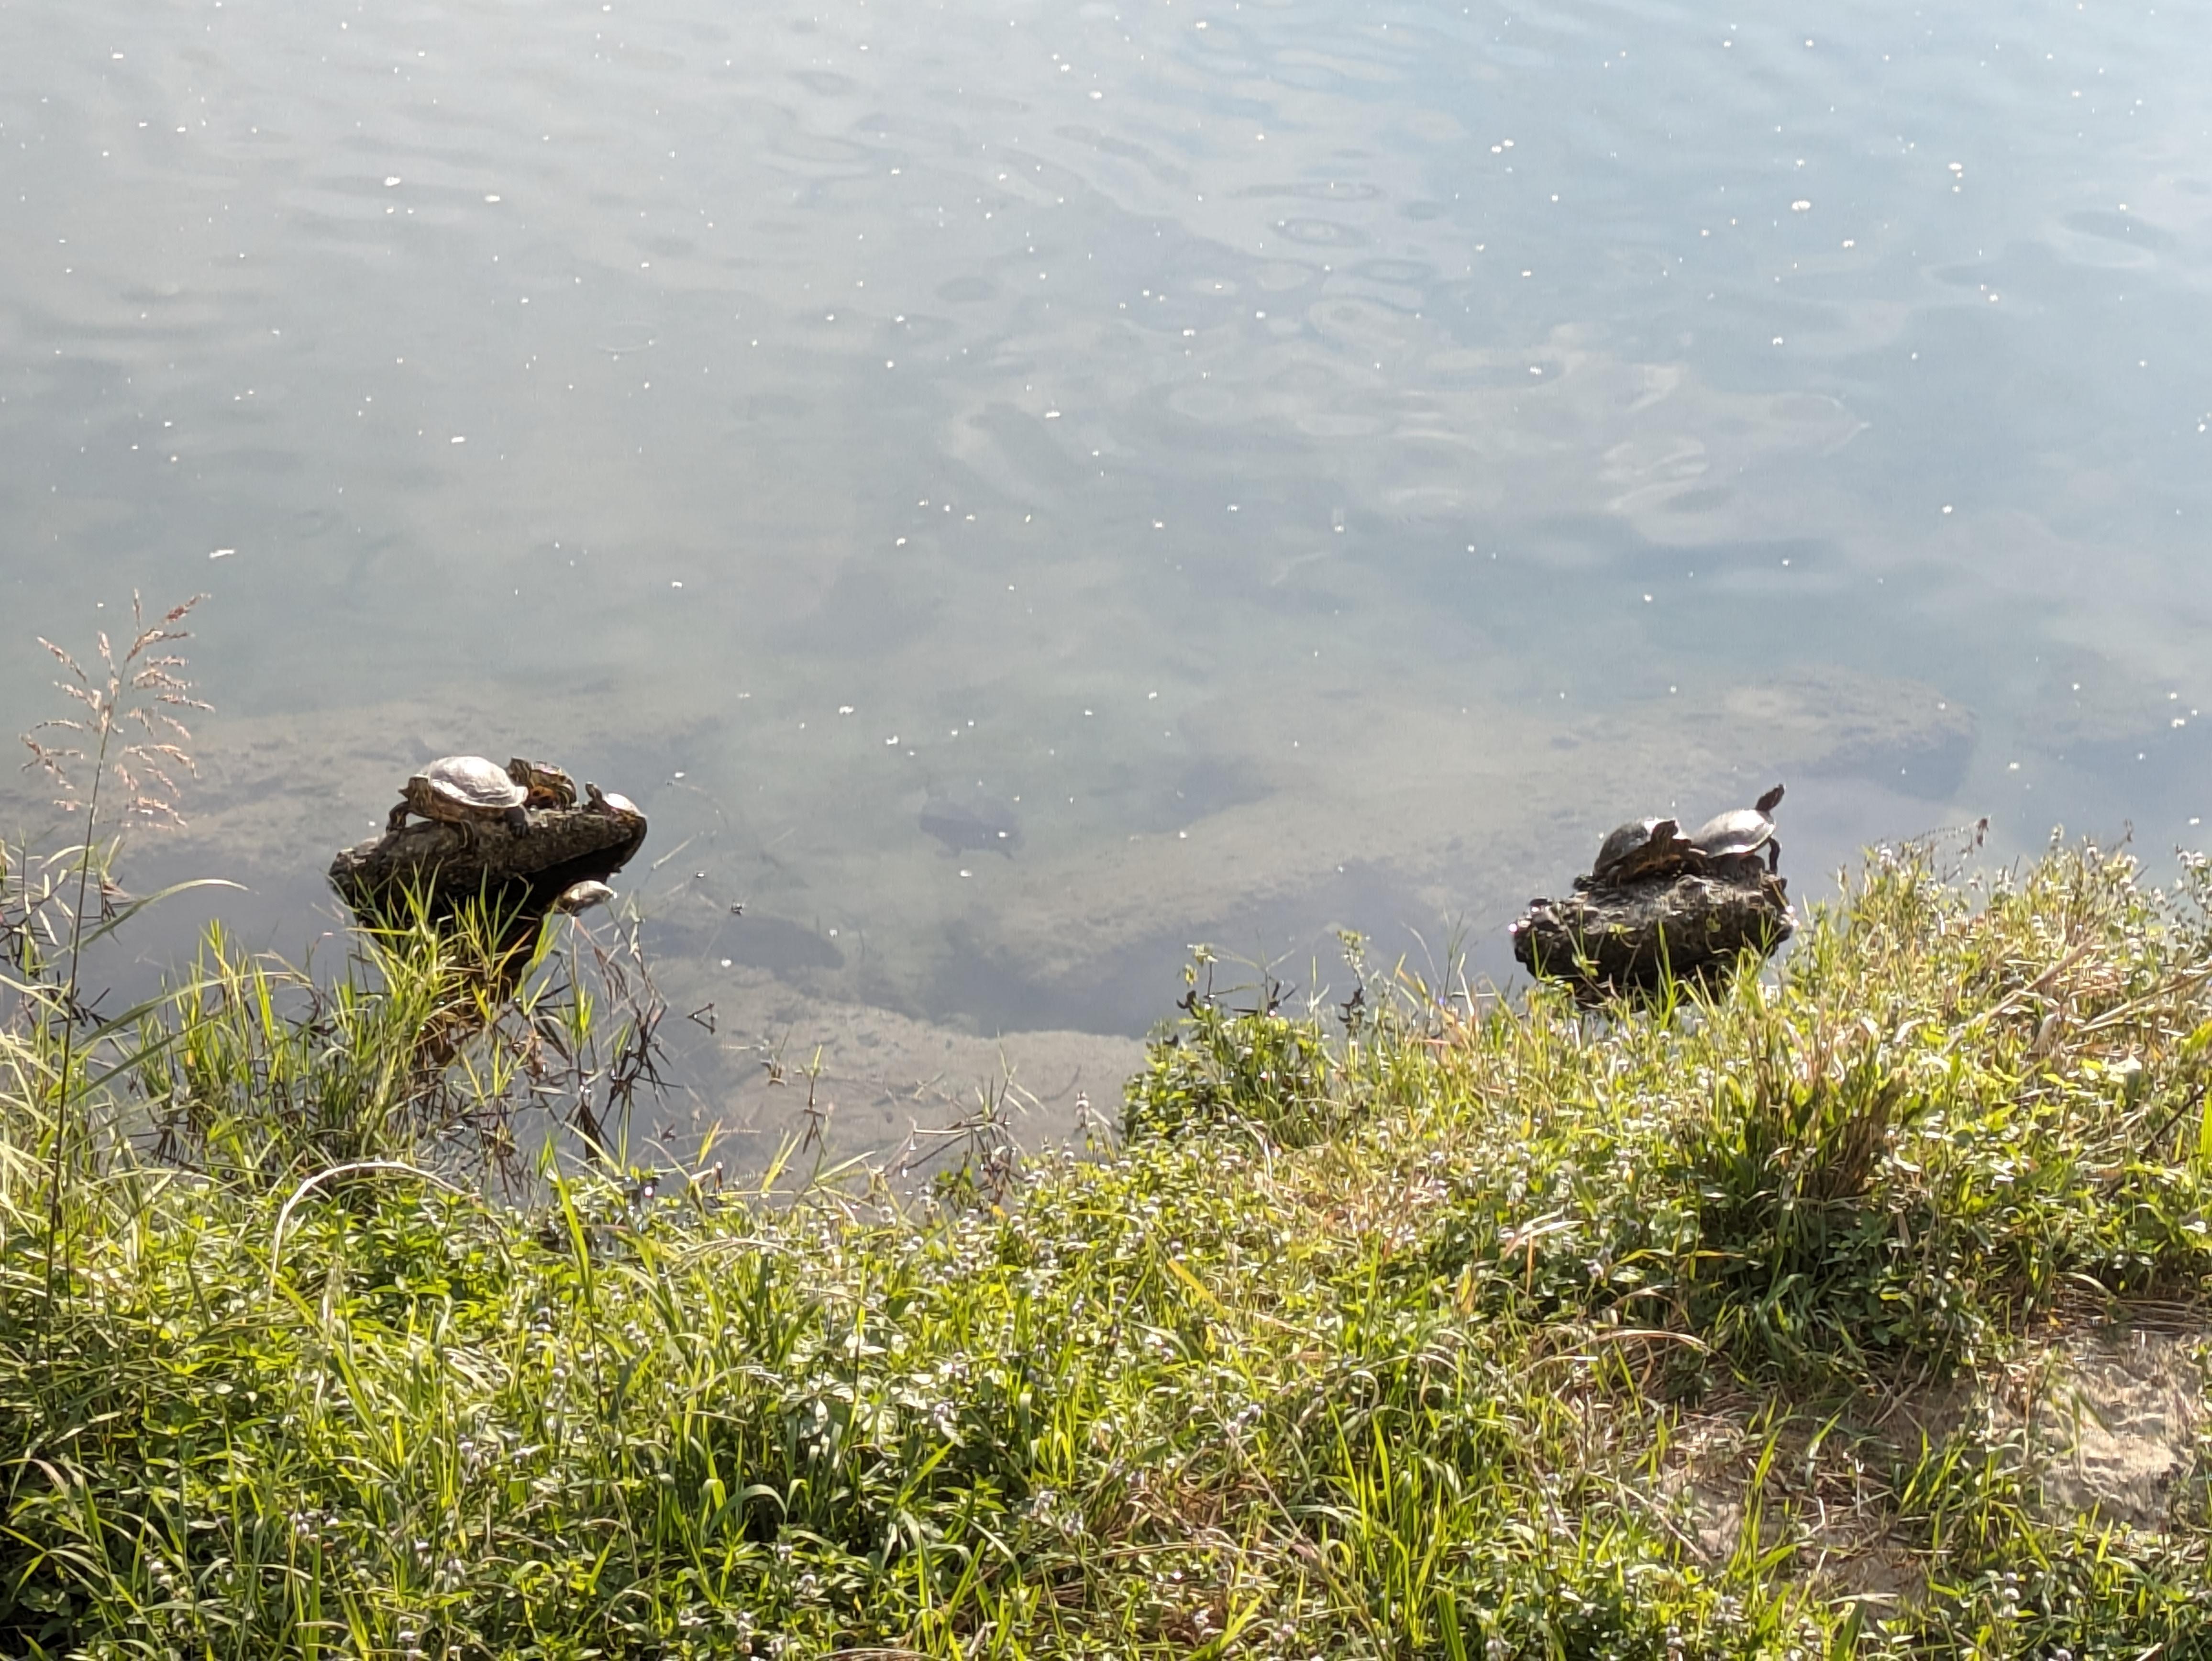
<box><xmin>504</xmin><ymin>805</ymin><xmax>530</xmax><ymax>838</ymax></box>
<box><xmin>1766</xmin><ymin>839</ymin><xmax>1781</xmax><ymax>874</ymax></box>
<box><xmin>387</xmin><ymin>798</ymin><xmax>413</xmax><ymax>835</ymax></box>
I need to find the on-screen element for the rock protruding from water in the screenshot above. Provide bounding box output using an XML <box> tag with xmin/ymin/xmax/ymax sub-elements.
<box><xmin>329</xmin><ymin>780</ymin><xmax>647</xmax><ymax>928</ymax></box>
<box><xmin>1511</xmin><ymin>868</ymin><xmax>1792</xmax><ymax>999</ymax></box>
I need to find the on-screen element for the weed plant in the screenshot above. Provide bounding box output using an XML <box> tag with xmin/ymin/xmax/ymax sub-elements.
<box><xmin>144</xmin><ymin>888</ymin><xmax>667</xmax><ymax>1190</ymax></box>
<box><xmin>3</xmin><ymin>604</ymin><xmax>2211</xmax><ymax>1655</ymax></box>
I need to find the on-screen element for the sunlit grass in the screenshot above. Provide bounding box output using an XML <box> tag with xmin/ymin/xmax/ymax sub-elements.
<box><xmin>5</xmin><ymin>826</ymin><xmax>2211</xmax><ymax>1654</ymax></box>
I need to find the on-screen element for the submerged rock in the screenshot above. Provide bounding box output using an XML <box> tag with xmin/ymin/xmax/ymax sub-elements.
<box><xmin>919</xmin><ymin>788</ymin><xmax>1023</xmax><ymax>859</ymax></box>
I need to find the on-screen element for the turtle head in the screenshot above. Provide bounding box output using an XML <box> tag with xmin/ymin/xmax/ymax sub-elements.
<box><xmin>1756</xmin><ymin>783</ymin><xmax>1785</xmax><ymax>815</ymax></box>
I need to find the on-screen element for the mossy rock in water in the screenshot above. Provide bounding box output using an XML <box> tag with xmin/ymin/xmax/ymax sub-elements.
<box><xmin>1512</xmin><ymin>870</ymin><xmax>1792</xmax><ymax>998</ymax></box>
<box><xmin>330</xmin><ymin>793</ymin><xmax>646</xmax><ymax>928</ymax></box>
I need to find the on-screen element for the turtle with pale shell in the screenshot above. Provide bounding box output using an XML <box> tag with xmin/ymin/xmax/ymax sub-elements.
<box><xmin>387</xmin><ymin>755</ymin><xmax>530</xmax><ymax>843</ymax></box>
<box><xmin>584</xmin><ymin>781</ymin><xmax>646</xmax><ymax>831</ymax></box>
<box><xmin>1688</xmin><ymin>783</ymin><xmax>1785</xmax><ymax>875</ymax></box>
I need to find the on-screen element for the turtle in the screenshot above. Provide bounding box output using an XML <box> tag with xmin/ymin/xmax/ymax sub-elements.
<box><xmin>387</xmin><ymin>755</ymin><xmax>530</xmax><ymax>841</ymax></box>
<box><xmin>584</xmin><ymin>781</ymin><xmax>647</xmax><ymax>831</ymax></box>
<box><xmin>1687</xmin><ymin>783</ymin><xmax>1785</xmax><ymax>875</ymax></box>
<box><xmin>1580</xmin><ymin>816</ymin><xmax>1698</xmax><ymax>890</ymax></box>
<box><xmin>507</xmin><ymin>756</ymin><xmax>577</xmax><ymax>810</ymax></box>
<box><xmin>553</xmin><ymin>879</ymin><xmax>616</xmax><ymax>915</ymax></box>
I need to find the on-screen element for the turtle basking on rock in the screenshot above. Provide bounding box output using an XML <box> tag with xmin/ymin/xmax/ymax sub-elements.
<box><xmin>1522</xmin><ymin>781</ymin><xmax>1792</xmax><ymax>998</ymax></box>
<box><xmin>1578</xmin><ymin>815</ymin><xmax>1699</xmax><ymax>890</ymax></box>
<box><xmin>1688</xmin><ymin>783</ymin><xmax>1785</xmax><ymax>875</ymax></box>
<box><xmin>387</xmin><ymin>755</ymin><xmax>530</xmax><ymax>842</ymax></box>
<box><xmin>339</xmin><ymin>757</ymin><xmax>650</xmax><ymax>933</ymax></box>
<box><xmin>584</xmin><ymin>781</ymin><xmax>647</xmax><ymax>833</ymax></box>
<box><xmin>508</xmin><ymin>757</ymin><xmax>577</xmax><ymax>810</ymax></box>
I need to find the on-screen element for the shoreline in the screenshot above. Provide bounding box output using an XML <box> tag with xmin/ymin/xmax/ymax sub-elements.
<box><xmin>6</xmin><ymin>839</ymin><xmax>2209</xmax><ymax>1652</ymax></box>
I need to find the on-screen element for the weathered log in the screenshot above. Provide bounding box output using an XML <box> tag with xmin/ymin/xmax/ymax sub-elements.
<box><xmin>329</xmin><ymin>803</ymin><xmax>647</xmax><ymax>927</ymax></box>
<box><xmin>1511</xmin><ymin>871</ymin><xmax>1793</xmax><ymax>999</ymax></box>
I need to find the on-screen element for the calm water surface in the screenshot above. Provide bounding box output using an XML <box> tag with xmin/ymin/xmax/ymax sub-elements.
<box><xmin>5</xmin><ymin>0</ymin><xmax>2209</xmax><ymax>1149</ymax></box>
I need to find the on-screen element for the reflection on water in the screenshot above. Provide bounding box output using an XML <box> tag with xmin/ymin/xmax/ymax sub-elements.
<box><xmin>4</xmin><ymin>0</ymin><xmax>2210</xmax><ymax>1150</ymax></box>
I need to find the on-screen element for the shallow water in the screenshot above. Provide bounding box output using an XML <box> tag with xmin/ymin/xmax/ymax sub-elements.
<box><xmin>5</xmin><ymin>0</ymin><xmax>2210</xmax><ymax>1152</ymax></box>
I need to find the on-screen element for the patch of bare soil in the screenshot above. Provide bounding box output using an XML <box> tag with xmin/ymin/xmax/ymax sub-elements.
<box><xmin>2000</xmin><ymin>1310</ymin><xmax>2208</xmax><ymax>1531</ymax></box>
<box><xmin>1660</xmin><ymin>1396</ymin><xmax>1930</xmax><ymax>1614</ymax></box>
<box><xmin>1656</xmin><ymin>1306</ymin><xmax>2208</xmax><ymax>1612</ymax></box>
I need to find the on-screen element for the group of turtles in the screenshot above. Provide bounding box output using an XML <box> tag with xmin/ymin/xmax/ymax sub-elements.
<box><xmin>1509</xmin><ymin>782</ymin><xmax>1792</xmax><ymax>998</ymax></box>
<box><xmin>378</xmin><ymin>754</ymin><xmax>648</xmax><ymax>915</ymax></box>
<box><xmin>388</xmin><ymin>754</ymin><xmax>642</xmax><ymax>842</ymax></box>
<box><xmin>1578</xmin><ymin>783</ymin><xmax>1786</xmax><ymax>892</ymax></box>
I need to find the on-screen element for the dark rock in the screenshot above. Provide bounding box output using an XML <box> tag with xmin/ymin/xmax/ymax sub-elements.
<box><xmin>919</xmin><ymin>789</ymin><xmax>1022</xmax><ymax>859</ymax></box>
<box><xmin>330</xmin><ymin>800</ymin><xmax>647</xmax><ymax>927</ymax></box>
<box><xmin>1511</xmin><ymin>870</ymin><xmax>1793</xmax><ymax>999</ymax></box>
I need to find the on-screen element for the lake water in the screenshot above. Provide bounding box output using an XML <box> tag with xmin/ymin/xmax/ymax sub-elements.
<box><xmin>5</xmin><ymin>0</ymin><xmax>2209</xmax><ymax>1157</ymax></box>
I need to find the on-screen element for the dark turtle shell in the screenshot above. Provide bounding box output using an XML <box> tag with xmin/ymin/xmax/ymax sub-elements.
<box><xmin>508</xmin><ymin>756</ymin><xmax>577</xmax><ymax>810</ymax></box>
<box><xmin>1588</xmin><ymin>816</ymin><xmax>1694</xmax><ymax>887</ymax></box>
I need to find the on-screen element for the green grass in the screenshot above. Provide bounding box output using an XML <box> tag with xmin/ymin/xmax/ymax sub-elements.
<box><xmin>5</xmin><ymin>839</ymin><xmax>2212</xmax><ymax>1657</ymax></box>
